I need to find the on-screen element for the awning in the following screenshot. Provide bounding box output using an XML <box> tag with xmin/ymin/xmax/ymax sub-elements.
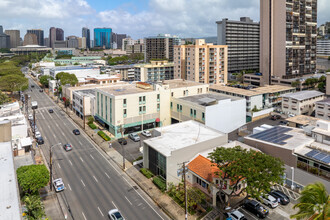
<box><xmin>155</xmin><ymin>118</ymin><xmax>160</xmax><ymax>123</ymax></box>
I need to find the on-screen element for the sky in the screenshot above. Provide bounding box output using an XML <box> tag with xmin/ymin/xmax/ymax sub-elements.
<box><xmin>0</xmin><ymin>0</ymin><xmax>329</xmax><ymax>40</ymax></box>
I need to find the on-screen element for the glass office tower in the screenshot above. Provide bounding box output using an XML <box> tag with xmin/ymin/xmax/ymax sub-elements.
<box><xmin>94</xmin><ymin>28</ymin><xmax>112</xmax><ymax>49</ymax></box>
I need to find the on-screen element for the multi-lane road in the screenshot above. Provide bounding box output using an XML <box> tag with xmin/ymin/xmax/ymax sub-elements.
<box><xmin>26</xmin><ymin>74</ymin><xmax>168</xmax><ymax>220</ymax></box>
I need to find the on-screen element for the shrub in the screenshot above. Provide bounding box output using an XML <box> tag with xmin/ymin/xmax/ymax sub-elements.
<box><xmin>153</xmin><ymin>176</ymin><xmax>166</xmax><ymax>192</ymax></box>
<box><xmin>89</xmin><ymin>123</ymin><xmax>97</xmax><ymax>129</ymax></box>
<box><xmin>140</xmin><ymin>168</ymin><xmax>153</xmax><ymax>179</ymax></box>
<box><xmin>97</xmin><ymin>130</ymin><xmax>110</xmax><ymax>141</ymax></box>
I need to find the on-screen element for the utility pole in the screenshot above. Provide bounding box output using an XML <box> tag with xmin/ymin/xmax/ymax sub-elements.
<box><xmin>25</xmin><ymin>94</ymin><xmax>29</xmax><ymax>116</ymax></box>
<box><xmin>50</xmin><ymin>143</ymin><xmax>61</xmax><ymax>191</ymax></box>
<box><xmin>83</xmin><ymin>97</ymin><xmax>85</xmax><ymax>129</ymax></box>
<box><xmin>178</xmin><ymin>161</ymin><xmax>189</xmax><ymax>220</ymax></box>
<box><xmin>120</xmin><ymin>125</ymin><xmax>125</xmax><ymax>170</ymax></box>
<box><xmin>33</xmin><ymin>108</ymin><xmax>36</xmax><ymax>138</ymax></box>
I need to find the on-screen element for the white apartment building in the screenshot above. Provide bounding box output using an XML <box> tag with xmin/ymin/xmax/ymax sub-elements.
<box><xmin>134</xmin><ymin>60</ymin><xmax>174</xmax><ymax>82</ymax></box>
<box><xmin>72</xmin><ymin>89</ymin><xmax>96</xmax><ymax>118</ymax></box>
<box><xmin>315</xmin><ymin>98</ymin><xmax>330</xmax><ymax>121</ymax></box>
<box><xmin>48</xmin><ymin>66</ymin><xmax>100</xmax><ymax>79</ymax></box>
<box><xmin>95</xmin><ymin>80</ymin><xmax>209</xmax><ymax>137</ymax></box>
<box><xmin>317</xmin><ymin>39</ymin><xmax>330</xmax><ymax>56</ymax></box>
<box><xmin>281</xmin><ymin>90</ymin><xmax>324</xmax><ymax>116</ymax></box>
<box><xmin>174</xmin><ymin>39</ymin><xmax>228</xmax><ymax>84</ymax></box>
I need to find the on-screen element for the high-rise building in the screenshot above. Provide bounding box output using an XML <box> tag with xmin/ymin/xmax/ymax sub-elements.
<box><xmin>216</xmin><ymin>17</ymin><xmax>260</xmax><ymax>73</ymax></box>
<box><xmin>0</xmin><ymin>25</ymin><xmax>10</xmax><ymax>49</ymax></box>
<box><xmin>174</xmin><ymin>39</ymin><xmax>228</xmax><ymax>84</ymax></box>
<box><xmin>23</xmin><ymin>33</ymin><xmax>38</xmax><ymax>45</ymax></box>
<box><xmin>144</xmin><ymin>34</ymin><xmax>181</xmax><ymax>63</ymax></box>
<box><xmin>66</xmin><ymin>36</ymin><xmax>79</xmax><ymax>48</ymax></box>
<box><xmin>78</xmin><ymin>37</ymin><xmax>86</xmax><ymax>49</ymax></box>
<box><xmin>260</xmin><ymin>0</ymin><xmax>317</xmax><ymax>85</ymax></box>
<box><xmin>82</xmin><ymin>27</ymin><xmax>90</xmax><ymax>48</ymax></box>
<box><xmin>111</xmin><ymin>32</ymin><xmax>127</xmax><ymax>50</ymax></box>
<box><xmin>27</xmin><ymin>29</ymin><xmax>44</xmax><ymax>46</ymax></box>
<box><xmin>49</xmin><ymin>27</ymin><xmax>64</xmax><ymax>48</ymax></box>
<box><xmin>44</xmin><ymin>38</ymin><xmax>49</xmax><ymax>47</ymax></box>
<box><xmin>4</xmin><ymin>30</ymin><xmax>20</xmax><ymax>48</ymax></box>
<box><xmin>94</xmin><ymin>28</ymin><xmax>112</xmax><ymax>49</ymax></box>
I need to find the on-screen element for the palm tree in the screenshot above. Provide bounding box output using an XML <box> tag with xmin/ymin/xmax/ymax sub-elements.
<box><xmin>290</xmin><ymin>182</ymin><xmax>330</xmax><ymax>220</ymax></box>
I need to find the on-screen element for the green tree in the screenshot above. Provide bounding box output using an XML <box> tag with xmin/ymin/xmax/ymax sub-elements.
<box><xmin>39</xmin><ymin>75</ymin><xmax>54</xmax><ymax>88</ymax></box>
<box><xmin>208</xmin><ymin>146</ymin><xmax>285</xmax><ymax>209</ymax></box>
<box><xmin>0</xmin><ymin>91</ymin><xmax>10</xmax><ymax>105</ymax></box>
<box><xmin>55</xmin><ymin>71</ymin><xmax>68</xmax><ymax>81</ymax></box>
<box><xmin>24</xmin><ymin>195</ymin><xmax>46</xmax><ymax>220</ymax></box>
<box><xmin>0</xmin><ymin>74</ymin><xmax>28</xmax><ymax>93</ymax></box>
<box><xmin>88</xmin><ymin>116</ymin><xmax>94</xmax><ymax>125</ymax></box>
<box><xmin>60</xmin><ymin>73</ymin><xmax>78</xmax><ymax>86</ymax></box>
<box><xmin>292</xmin><ymin>80</ymin><xmax>300</xmax><ymax>88</ymax></box>
<box><xmin>291</xmin><ymin>182</ymin><xmax>330</xmax><ymax>220</ymax></box>
<box><xmin>17</xmin><ymin>165</ymin><xmax>49</xmax><ymax>195</ymax></box>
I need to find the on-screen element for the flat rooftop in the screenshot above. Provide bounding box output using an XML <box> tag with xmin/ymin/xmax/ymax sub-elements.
<box><xmin>97</xmin><ymin>83</ymin><xmax>154</xmax><ymax>96</ymax></box>
<box><xmin>316</xmin><ymin>98</ymin><xmax>330</xmax><ymax>105</ymax></box>
<box><xmin>179</xmin><ymin>92</ymin><xmax>242</xmax><ymax>106</ymax></box>
<box><xmin>144</xmin><ymin>120</ymin><xmax>225</xmax><ymax>157</ymax></box>
<box><xmin>252</xmin><ymin>85</ymin><xmax>295</xmax><ymax>94</ymax></box>
<box><xmin>285</xmin><ymin>115</ymin><xmax>320</xmax><ymax>126</ymax></box>
<box><xmin>163</xmin><ymin>79</ymin><xmax>207</xmax><ymax>89</ymax></box>
<box><xmin>75</xmin><ymin>89</ymin><xmax>96</xmax><ymax>96</ymax></box>
<box><xmin>281</xmin><ymin>90</ymin><xmax>324</xmax><ymax>101</ymax></box>
<box><xmin>0</xmin><ymin>142</ymin><xmax>21</xmax><ymax>220</ymax></box>
<box><xmin>245</xmin><ymin>126</ymin><xmax>315</xmax><ymax>150</ymax></box>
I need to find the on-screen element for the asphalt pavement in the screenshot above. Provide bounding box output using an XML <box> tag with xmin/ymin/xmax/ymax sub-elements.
<box><xmin>26</xmin><ymin>75</ymin><xmax>168</xmax><ymax>220</ymax></box>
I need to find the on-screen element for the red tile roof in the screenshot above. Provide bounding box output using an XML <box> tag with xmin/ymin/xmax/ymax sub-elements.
<box><xmin>188</xmin><ymin>155</ymin><xmax>220</xmax><ymax>183</ymax></box>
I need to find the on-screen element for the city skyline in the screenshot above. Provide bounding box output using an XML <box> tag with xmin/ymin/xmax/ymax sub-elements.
<box><xmin>1</xmin><ymin>0</ymin><xmax>329</xmax><ymax>39</ymax></box>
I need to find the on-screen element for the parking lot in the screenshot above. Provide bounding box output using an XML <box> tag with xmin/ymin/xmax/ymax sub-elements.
<box><xmin>111</xmin><ymin>132</ymin><xmax>153</xmax><ymax>163</ymax></box>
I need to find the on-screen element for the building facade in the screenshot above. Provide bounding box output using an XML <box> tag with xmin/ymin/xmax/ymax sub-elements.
<box><xmin>216</xmin><ymin>17</ymin><xmax>260</xmax><ymax>73</ymax></box>
<box><xmin>134</xmin><ymin>60</ymin><xmax>174</xmax><ymax>82</ymax></box>
<box><xmin>4</xmin><ymin>30</ymin><xmax>20</xmax><ymax>48</ymax></box>
<box><xmin>23</xmin><ymin>33</ymin><xmax>38</xmax><ymax>45</ymax></box>
<box><xmin>317</xmin><ymin>39</ymin><xmax>330</xmax><ymax>56</ymax></box>
<box><xmin>66</xmin><ymin>36</ymin><xmax>79</xmax><ymax>48</ymax></box>
<box><xmin>82</xmin><ymin>27</ymin><xmax>90</xmax><ymax>48</ymax></box>
<box><xmin>49</xmin><ymin>27</ymin><xmax>64</xmax><ymax>48</ymax></box>
<box><xmin>174</xmin><ymin>39</ymin><xmax>228</xmax><ymax>84</ymax></box>
<box><xmin>0</xmin><ymin>26</ymin><xmax>10</xmax><ymax>49</ymax></box>
<box><xmin>315</xmin><ymin>98</ymin><xmax>330</xmax><ymax>121</ymax></box>
<box><xmin>260</xmin><ymin>0</ymin><xmax>317</xmax><ymax>85</ymax></box>
<box><xmin>144</xmin><ymin>34</ymin><xmax>180</xmax><ymax>62</ymax></box>
<box><xmin>72</xmin><ymin>89</ymin><xmax>96</xmax><ymax>118</ymax></box>
<box><xmin>94</xmin><ymin>28</ymin><xmax>112</xmax><ymax>49</ymax></box>
<box><xmin>27</xmin><ymin>29</ymin><xmax>44</xmax><ymax>46</ymax></box>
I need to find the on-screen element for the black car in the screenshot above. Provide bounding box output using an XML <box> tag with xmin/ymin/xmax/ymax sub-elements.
<box><xmin>39</xmin><ymin>89</ymin><xmax>43</xmax><ymax>92</ymax></box>
<box><xmin>31</xmin><ymin>85</ymin><xmax>35</xmax><ymax>88</ymax></box>
<box><xmin>269</xmin><ymin>190</ymin><xmax>290</xmax><ymax>205</ymax></box>
<box><xmin>270</xmin><ymin>115</ymin><xmax>281</xmax><ymax>120</ymax></box>
<box><xmin>279</xmin><ymin>121</ymin><xmax>287</xmax><ymax>125</ymax></box>
<box><xmin>242</xmin><ymin>198</ymin><xmax>269</xmax><ymax>218</ymax></box>
<box><xmin>48</xmin><ymin>109</ymin><xmax>54</xmax><ymax>113</ymax></box>
<box><xmin>73</xmin><ymin>129</ymin><xmax>80</xmax><ymax>135</ymax></box>
<box><xmin>36</xmin><ymin>137</ymin><xmax>44</xmax><ymax>145</ymax></box>
<box><xmin>118</xmin><ymin>138</ymin><xmax>127</xmax><ymax>145</ymax></box>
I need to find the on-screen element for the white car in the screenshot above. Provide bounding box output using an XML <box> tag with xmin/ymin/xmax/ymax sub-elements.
<box><xmin>108</xmin><ymin>209</ymin><xmax>125</xmax><ymax>220</ymax></box>
<box><xmin>260</xmin><ymin>194</ymin><xmax>278</xmax><ymax>208</ymax></box>
<box><xmin>141</xmin><ymin>130</ymin><xmax>151</xmax><ymax>137</ymax></box>
<box><xmin>35</xmin><ymin>131</ymin><xmax>42</xmax><ymax>138</ymax></box>
<box><xmin>28</xmin><ymin>114</ymin><xmax>33</xmax><ymax>121</ymax></box>
<box><xmin>129</xmin><ymin>133</ymin><xmax>140</xmax><ymax>142</ymax></box>
<box><xmin>53</xmin><ymin>178</ymin><xmax>65</xmax><ymax>192</ymax></box>
<box><xmin>226</xmin><ymin>210</ymin><xmax>247</xmax><ymax>220</ymax></box>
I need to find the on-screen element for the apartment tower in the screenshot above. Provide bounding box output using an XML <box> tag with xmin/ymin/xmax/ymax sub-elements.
<box><xmin>260</xmin><ymin>0</ymin><xmax>317</xmax><ymax>85</ymax></box>
<box><xmin>216</xmin><ymin>17</ymin><xmax>260</xmax><ymax>74</ymax></box>
<box><xmin>4</xmin><ymin>30</ymin><xmax>20</xmax><ymax>48</ymax></box>
<box><xmin>174</xmin><ymin>39</ymin><xmax>228</xmax><ymax>84</ymax></box>
<box><xmin>82</xmin><ymin>27</ymin><xmax>90</xmax><ymax>48</ymax></box>
<box><xmin>27</xmin><ymin>29</ymin><xmax>44</xmax><ymax>46</ymax></box>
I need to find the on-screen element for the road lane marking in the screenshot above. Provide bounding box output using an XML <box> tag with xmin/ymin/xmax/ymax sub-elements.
<box><xmin>79</xmin><ymin>141</ymin><xmax>83</xmax><ymax>145</ymax></box>
<box><xmin>81</xmin><ymin>179</ymin><xmax>86</xmax><ymax>187</ymax></box>
<box><xmin>47</xmin><ymin>125</ymin><xmax>50</xmax><ymax>129</ymax></box>
<box><xmin>80</xmin><ymin>157</ymin><xmax>84</xmax><ymax>162</ymax></box>
<box><xmin>40</xmin><ymin>112</ymin><xmax>45</xmax><ymax>120</ymax></box>
<box><xmin>57</xmin><ymin>163</ymin><xmax>61</xmax><ymax>169</ymax></box>
<box><xmin>105</xmin><ymin>172</ymin><xmax>110</xmax><ymax>179</ymax></box>
<box><xmin>68</xmin><ymin>184</ymin><xmax>72</xmax><ymax>191</ymax></box>
<box><xmin>90</xmin><ymin>154</ymin><xmax>94</xmax><ymax>160</ymax></box>
<box><xmin>125</xmin><ymin>196</ymin><xmax>132</xmax><ymax>205</ymax></box>
<box><xmin>61</xmin><ymin>131</ymin><xmax>65</xmax><ymax>136</ymax></box>
<box><xmin>55</xmin><ymin>123</ymin><xmax>59</xmax><ymax>128</ymax></box>
<box><xmin>98</xmin><ymin>207</ymin><xmax>104</xmax><ymax>217</ymax></box>
<box><xmin>82</xmin><ymin>212</ymin><xmax>87</xmax><ymax>220</ymax></box>
<box><xmin>69</xmin><ymin>160</ymin><xmax>73</xmax><ymax>166</ymax></box>
<box><xmin>53</xmin><ymin>134</ymin><xmax>56</xmax><ymax>139</ymax></box>
<box><xmin>112</xmin><ymin>201</ymin><xmax>118</xmax><ymax>209</ymax></box>
<box><xmin>93</xmin><ymin>176</ymin><xmax>98</xmax><ymax>183</ymax></box>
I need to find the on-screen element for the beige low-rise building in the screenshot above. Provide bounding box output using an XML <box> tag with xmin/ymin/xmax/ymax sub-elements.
<box><xmin>174</xmin><ymin>39</ymin><xmax>228</xmax><ymax>84</ymax></box>
<box><xmin>281</xmin><ymin>91</ymin><xmax>324</xmax><ymax>116</ymax></box>
<box><xmin>134</xmin><ymin>60</ymin><xmax>174</xmax><ymax>82</ymax></box>
<box><xmin>315</xmin><ymin>98</ymin><xmax>330</xmax><ymax>121</ymax></box>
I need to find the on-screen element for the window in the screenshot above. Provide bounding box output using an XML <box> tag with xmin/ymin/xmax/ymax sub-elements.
<box><xmin>123</xmin><ymin>99</ymin><xmax>127</xmax><ymax>107</ymax></box>
<box><xmin>157</xmin><ymin>94</ymin><xmax>160</xmax><ymax>102</ymax></box>
<box><xmin>180</xmin><ymin>105</ymin><xmax>182</xmax><ymax>112</ymax></box>
<box><xmin>202</xmin><ymin>112</ymin><xmax>205</xmax><ymax>121</ymax></box>
<box><xmin>143</xmin><ymin>106</ymin><xmax>146</xmax><ymax>113</ymax></box>
<box><xmin>123</xmin><ymin>109</ymin><xmax>127</xmax><ymax>118</ymax></box>
<box><xmin>139</xmin><ymin>106</ymin><xmax>142</xmax><ymax>114</ymax></box>
<box><xmin>171</xmin><ymin>92</ymin><xmax>174</xmax><ymax>97</ymax></box>
<box><xmin>193</xmin><ymin>109</ymin><xmax>196</xmax><ymax>118</ymax></box>
<box><xmin>157</xmin><ymin>103</ymin><xmax>160</xmax><ymax>112</ymax></box>
<box><xmin>170</xmin><ymin>102</ymin><xmax>173</xmax><ymax>109</ymax></box>
<box><xmin>190</xmin><ymin>108</ymin><xmax>193</xmax><ymax>117</ymax></box>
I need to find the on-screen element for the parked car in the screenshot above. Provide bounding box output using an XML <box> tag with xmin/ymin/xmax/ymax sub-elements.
<box><xmin>141</xmin><ymin>130</ymin><xmax>151</xmax><ymax>137</ymax></box>
<box><xmin>288</xmin><ymin>113</ymin><xmax>295</xmax><ymax>118</ymax></box>
<box><xmin>269</xmin><ymin>190</ymin><xmax>290</xmax><ymax>205</ymax></box>
<box><xmin>35</xmin><ymin>131</ymin><xmax>42</xmax><ymax>138</ymax></box>
<box><xmin>225</xmin><ymin>210</ymin><xmax>247</xmax><ymax>220</ymax></box>
<box><xmin>260</xmin><ymin>194</ymin><xmax>278</xmax><ymax>208</ymax></box>
<box><xmin>118</xmin><ymin>138</ymin><xmax>127</xmax><ymax>145</ymax></box>
<box><xmin>129</xmin><ymin>133</ymin><xmax>140</xmax><ymax>142</ymax></box>
<box><xmin>63</xmin><ymin>144</ymin><xmax>73</xmax><ymax>152</ymax></box>
<box><xmin>36</xmin><ymin>137</ymin><xmax>44</xmax><ymax>145</ymax></box>
<box><xmin>242</xmin><ymin>198</ymin><xmax>269</xmax><ymax>218</ymax></box>
<box><xmin>39</xmin><ymin>89</ymin><xmax>43</xmax><ymax>92</ymax></box>
<box><xmin>28</xmin><ymin>114</ymin><xmax>33</xmax><ymax>121</ymax></box>
<box><xmin>108</xmin><ymin>209</ymin><xmax>125</xmax><ymax>220</ymax></box>
<box><xmin>48</xmin><ymin>109</ymin><xmax>54</xmax><ymax>113</ymax></box>
<box><xmin>73</xmin><ymin>129</ymin><xmax>80</xmax><ymax>135</ymax></box>
<box><xmin>31</xmin><ymin>85</ymin><xmax>35</xmax><ymax>88</ymax></box>
<box><xmin>53</xmin><ymin>178</ymin><xmax>65</xmax><ymax>192</ymax></box>
<box><xmin>270</xmin><ymin>115</ymin><xmax>281</xmax><ymax>120</ymax></box>
<box><xmin>279</xmin><ymin>121</ymin><xmax>287</xmax><ymax>125</ymax></box>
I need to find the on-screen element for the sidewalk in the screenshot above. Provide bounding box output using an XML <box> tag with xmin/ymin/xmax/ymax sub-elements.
<box><xmin>54</xmin><ymin>96</ymin><xmax>194</xmax><ymax>220</ymax></box>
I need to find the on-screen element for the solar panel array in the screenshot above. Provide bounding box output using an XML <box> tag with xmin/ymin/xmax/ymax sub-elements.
<box><xmin>249</xmin><ymin>127</ymin><xmax>293</xmax><ymax>145</ymax></box>
<box><xmin>305</xmin><ymin>149</ymin><xmax>330</xmax><ymax>164</ymax></box>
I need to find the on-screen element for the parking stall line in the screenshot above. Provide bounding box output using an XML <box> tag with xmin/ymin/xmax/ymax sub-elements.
<box><xmin>125</xmin><ymin>196</ymin><xmax>132</xmax><ymax>205</ymax></box>
<box><xmin>69</xmin><ymin>160</ymin><xmax>73</xmax><ymax>166</ymax></box>
<box><xmin>112</xmin><ymin>201</ymin><xmax>118</xmax><ymax>210</ymax></box>
<box><xmin>68</xmin><ymin>184</ymin><xmax>72</xmax><ymax>191</ymax></box>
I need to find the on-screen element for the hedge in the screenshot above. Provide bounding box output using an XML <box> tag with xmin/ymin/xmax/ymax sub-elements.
<box><xmin>153</xmin><ymin>176</ymin><xmax>166</xmax><ymax>192</ymax></box>
<box><xmin>97</xmin><ymin>130</ymin><xmax>110</xmax><ymax>141</ymax></box>
<box><xmin>88</xmin><ymin>123</ymin><xmax>97</xmax><ymax>129</ymax></box>
<box><xmin>140</xmin><ymin>168</ymin><xmax>153</xmax><ymax>179</ymax></box>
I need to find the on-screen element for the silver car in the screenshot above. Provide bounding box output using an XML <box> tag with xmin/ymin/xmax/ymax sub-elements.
<box><xmin>129</xmin><ymin>133</ymin><xmax>140</xmax><ymax>142</ymax></box>
<box><xmin>260</xmin><ymin>194</ymin><xmax>278</xmax><ymax>208</ymax></box>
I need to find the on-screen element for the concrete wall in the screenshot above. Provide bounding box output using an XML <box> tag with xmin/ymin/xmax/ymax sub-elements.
<box><xmin>250</xmin><ymin>95</ymin><xmax>263</xmax><ymax>110</ymax></box>
<box><xmin>0</xmin><ymin>120</ymin><xmax>12</xmax><ymax>142</ymax></box>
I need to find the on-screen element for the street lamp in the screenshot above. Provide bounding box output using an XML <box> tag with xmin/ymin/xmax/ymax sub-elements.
<box><xmin>50</xmin><ymin>143</ymin><xmax>62</xmax><ymax>191</ymax></box>
<box><xmin>291</xmin><ymin>167</ymin><xmax>295</xmax><ymax>190</ymax></box>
